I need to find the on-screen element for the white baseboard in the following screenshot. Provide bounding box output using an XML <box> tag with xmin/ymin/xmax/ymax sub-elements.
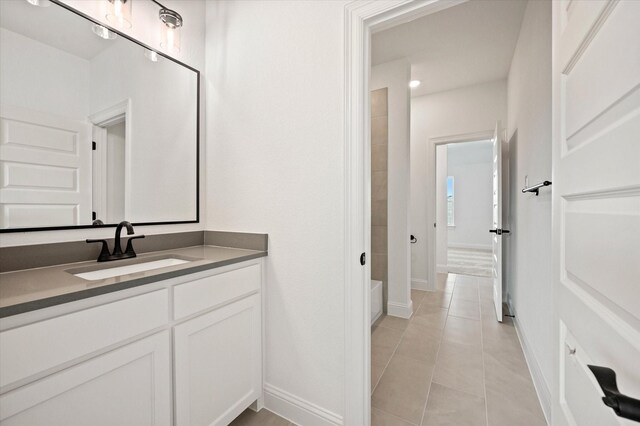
<box><xmin>263</xmin><ymin>383</ymin><xmax>343</xmax><ymax>426</ymax></box>
<box><xmin>387</xmin><ymin>299</ymin><xmax>413</xmax><ymax>319</ymax></box>
<box><xmin>448</xmin><ymin>243</ymin><xmax>491</xmax><ymax>251</ymax></box>
<box><xmin>436</xmin><ymin>264</ymin><xmax>448</xmax><ymax>273</ymax></box>
<box><xmin>411</xmin><ymin>278</ymin><xmax>429</xmax><ymax>291</ymax></box>
<box><xmin>511</xmin><ymin>307</ymin><xmax>551</xmax><ymax>424</ymax></box>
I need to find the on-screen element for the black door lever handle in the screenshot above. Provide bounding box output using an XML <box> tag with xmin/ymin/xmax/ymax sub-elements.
<box><xmin>588</xmin><ymin>365</ymin><xmax>640</xmax><ymax>422</ymax></box>
<box><xmin>489</xmin><ymin>229</ymin><xmax>510</xmax><ymax>235</ymax></box>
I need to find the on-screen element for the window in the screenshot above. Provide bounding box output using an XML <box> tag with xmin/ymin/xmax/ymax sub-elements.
<box><xmin>447</xmin><ymin>176</ymin><xmax>454</xmax><ymax>226</ymax></box>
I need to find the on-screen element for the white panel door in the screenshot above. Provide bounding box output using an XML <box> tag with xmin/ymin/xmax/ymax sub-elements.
<box><xmin>0</xmin><ymin>331</ymin><xmax>171</xmax><ymax>426</ymax></box>
<box><xmin>553</xmin><ymin>1</ymin><xmax>640</xmax><ymax>425</ymax></box>
<box><xmin>0</xmin><ymin>105</ymin><xmax>91</xmax><ymax>228</ymax></box>
<box><xmin>490</xmin><ymin>121</ymin><xmax>504</xmax><ymax>322</ymax></box>
<box><xmin>174</xmin><ymin>294</ymin><xmax>262</xmax><ymax>426</ymax></box>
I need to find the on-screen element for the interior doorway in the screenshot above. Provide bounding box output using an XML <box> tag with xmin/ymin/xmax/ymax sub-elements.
<box><xmin>346</xmin><ymin>0</ymin><xmax>525</xmax><ymax>421</ymax></box>
<box><xmin>435</xmin><ymin>138</ymin><xmax>494</xmax><ymax>278</ymax></box>
<box><xmin>89</xmin><ymin>99</ymin><xmax>131</xmax><ymax>225</ymax></box>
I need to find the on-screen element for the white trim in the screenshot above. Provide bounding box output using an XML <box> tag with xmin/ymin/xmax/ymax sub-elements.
<box><xmin>512</xmin><ymin>310</ymin><xmax>552</xmax><ymax>424</ymax></box>
<box><xmin>430</xmin><ymin>129</ymin><xmax>495</xmax><ymax>145</ymax></box>
<box><xmin>447</xmin><ymin>243</ymin><xmax>492</xmax><ymax>251</ymax></box>
<box><xmin>263</xmin><ymin>383</ymin><xmax>343</xmax><ymax>426</ymax></box>
<box><xmin>436</xmin><ymin>264</ymin><xmax>449</xmax><ymax>274</ymax></box>
<box><xmin>387</xmin><ymin>299</ymin><xmax>413</xmax><ymax>319</ymax></box>
<box><xmin>411</xmin><ymin>278</ymin><xmax>430</xmax><ymax>291</ymax></box>
<box><xmin>89</xmin><ymin>99</ymin><xmax>133</xmax><ymax>220</ymax></box>
<box><xmin>344</xmin><ymin>1</ymin><xmax>467</xmax><ymax>423</ymax></box>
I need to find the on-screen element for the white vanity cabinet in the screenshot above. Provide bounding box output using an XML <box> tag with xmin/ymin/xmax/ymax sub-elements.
<box><xmin>0</xmin><ymin>331</ymin><xmax>172</xmax><ymax>426</ymax></box>
<box><xmin>0</xmin><ymin>259</ymin><xmax>264</xmax><ymax>426</ymax></box>
<box><xmin>173</xmin><ymin>263</ymin><xmax>263</xmax><ymax>426</ymax></box>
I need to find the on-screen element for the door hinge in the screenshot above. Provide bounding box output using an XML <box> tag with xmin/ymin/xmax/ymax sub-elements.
<box><xmin>360</xmin><ymin>252</ymin><xmax>366</xmax><ymax>266</ymax></box>
<box><xmin>92</xmin><ymin>141</ymin><xmax>96</xmax><ymax>150</ymax></box>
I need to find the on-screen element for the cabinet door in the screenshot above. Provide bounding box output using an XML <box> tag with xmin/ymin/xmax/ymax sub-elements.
<box><xmin>0</xmin><ymin>331</ymin><xmax>171</xmax><ymax>426</ymax></box>
<box><xmin>174</xmin><ymin>294</ymin><xmax>262</xmax><ymax>426</ymax></box>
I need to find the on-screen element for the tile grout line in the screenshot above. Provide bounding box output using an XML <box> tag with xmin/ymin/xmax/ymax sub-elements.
<box><xmin>478</xmin><ymin>276</ymin><xmax>491</xmax><ymax>426</ymax></box>
<box><xmin>374</xmin><ymin>408</ymin><xmax>421</xmax><ymax>426</ymax></box>
<box><xmin>418</xmin><ymin>274</ymin><xmax>455</xmax><ymax>426</ymax></box>
<box><xmin>371</xmin><ymin>291</ymin><xmax>426</xmax><ymax>395</ymax></box>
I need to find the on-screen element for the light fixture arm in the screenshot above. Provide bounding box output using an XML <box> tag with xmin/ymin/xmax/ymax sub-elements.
<box><xmin>150</xmin><ymin>0</ymin><xmax>168</xmax><ymax>9</ymax></box>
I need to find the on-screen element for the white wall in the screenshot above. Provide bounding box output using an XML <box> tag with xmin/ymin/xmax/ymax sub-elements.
<box><xmin>205</xmin><ymin>1</ymin><xmax>348</xmax><ymax>421</ymax></box>
<box><xmin>435</xmin><ymin>145</ymin><xmax>448</xmax><ymax>273</ymax></box>
<box><xmin>371</xmin><ymin>60</ymin><xmax>412</xmax><ymax>317</ymax></box>
<box><xmin>410</xmin><ymin>79</ymin><xmax>507</xmax><ymax>285</ymax></box>
<box><xmin>446</xmin><ymin>141</ymin><xmax>493</xmax><ymax>250</ymax></box>
<box><xmin>89</xmin><ymin>40</ymin><xmax>198</xmax><ymax>223</ymax></box>
<box><xmin>0</xmin><ymin>28</ymin><xmax>90</xmax><ymax>121</ymax></box>
<box><xmin>0</xmin><ymin>0</ymin><xmax>206</xmax><ymax>247</ymax></box>
<box><xmin>506</xmin><ymin>0</ymin><xmax>553</xmax><ymax>417</ymax></box>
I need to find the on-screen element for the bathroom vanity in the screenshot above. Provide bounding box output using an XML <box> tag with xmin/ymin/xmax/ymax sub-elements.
<box><xmin>0</xmin><ymin>244</ymin><xmax>267</xmax><ymax>425</ymax></box>
<box><xmin>0</xmin><ymin>1</ymin><xmax>269</xmax><ymax>424</ymax></box>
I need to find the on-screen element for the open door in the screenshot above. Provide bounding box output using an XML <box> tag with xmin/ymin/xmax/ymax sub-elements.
<box><xmin>552</xmin><ymin>1</ymin><xmax>640</xmax><ymax>425</ymax></box>
<box><xmin>490</xmin><ymin>121</ymin><xmax>505</xmax><ymax>322</ymax></box>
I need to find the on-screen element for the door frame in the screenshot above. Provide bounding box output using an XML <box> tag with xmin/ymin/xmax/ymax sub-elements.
<box><xmin>89</xmin><ymin>99</ymin><xmax>132</xmax><ymax>221</ymax></box>
<box><xmin>343</xmin><ymin>0</ymin><xmax>467</xmax><ymax>424</ymax></box>
<box><xmin>428</xmin><ymin>129</ymin><xmax>495</xmax><ymax>291</ymax></box>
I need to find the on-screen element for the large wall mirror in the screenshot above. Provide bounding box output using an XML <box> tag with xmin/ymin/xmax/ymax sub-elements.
<box><xmin>0</xmin><ymin>0</ymin><xmax>199</xmax><ymax>232</ymax></box>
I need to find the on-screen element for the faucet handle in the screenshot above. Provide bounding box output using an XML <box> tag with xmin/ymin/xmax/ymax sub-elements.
<box><xmin>124</xmin><ymin>235</ymin><xmax>145</xmax><ymax>257</ymax></box>
<box><xmin>86</xmin><ymin>239</ymin><xmax>111</xmax><ymax>262</ymax></box>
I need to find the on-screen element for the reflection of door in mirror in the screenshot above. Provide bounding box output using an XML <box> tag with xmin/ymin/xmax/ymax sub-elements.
<box><xmin>0</xmin><ymin>106</ymin><xmax>92</xmax><ymax>228</ymax></box>
<box><xmin>92</xmin><ymin>119</ymin><xmax>126</xmax><ymax>225</ymax></box>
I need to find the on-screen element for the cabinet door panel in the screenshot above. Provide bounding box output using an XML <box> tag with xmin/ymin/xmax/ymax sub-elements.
<box><xmin>174</xmin><ymin>294</ymin><xmax>261</xmax><ymax>426</ymax></box>
<box><xmin>0</xmin><ymin>331</ymin><xmax>171</xmax><ymax>426</ymax></box>
<box><xmin>0</xmin><ymin>289</ymin><xmax>168</xmax><ymax>388</ymax></box>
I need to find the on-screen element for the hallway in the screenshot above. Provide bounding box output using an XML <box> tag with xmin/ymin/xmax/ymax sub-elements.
<box><xmin>371</xmin><ymin>273</ymin><xmax>546</xmax><ymax>425</ymax></box>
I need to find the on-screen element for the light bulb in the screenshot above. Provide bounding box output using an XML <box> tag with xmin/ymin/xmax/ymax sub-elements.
<box><xmin>106</xmin><ymin>0</ymin><xmax>132</xmax><ymax>29</ymax></box>
<box><xmin>159</xmin><ymin>8</ymin><xmax>182</xmax><ymax>54</ymax></box>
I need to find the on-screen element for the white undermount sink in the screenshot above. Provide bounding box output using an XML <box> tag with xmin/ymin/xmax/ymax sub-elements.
<box><xmin>73</xmin><ymin>258</ymin><xmax>190</xmax><ymax>281</ymax></box>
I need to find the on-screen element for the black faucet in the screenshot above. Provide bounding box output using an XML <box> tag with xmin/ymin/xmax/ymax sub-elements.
<box><xmin>86</xmin><ymin>221</ymin><xmax>145</xmax><ymax>262</ymax></box>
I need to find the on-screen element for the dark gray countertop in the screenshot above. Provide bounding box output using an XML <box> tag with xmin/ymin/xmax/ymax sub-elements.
<box><xmin>0</xmin><ymin>245</ymin><xmax>267</xmax><ymax>318</ymax></box>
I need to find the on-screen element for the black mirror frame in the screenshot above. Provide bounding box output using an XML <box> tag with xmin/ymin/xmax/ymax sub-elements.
<box><xmin>0</xmin><ymin>0</ymin><xmax>200</xmax><ymax>233</ymax></box>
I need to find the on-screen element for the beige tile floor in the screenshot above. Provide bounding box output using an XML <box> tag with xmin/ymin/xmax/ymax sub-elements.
<box><xmin>371</xmin><ymin>273</ymin><xmax>547</xmax><ymax>426</ymax></box>
<box><xmin>229</xmin><ymin>407</ymin><xmax>293</xmax><ymax>426</ymax></box>
<box><xmin>231</xmin><ymin>273</ymin><xmax>546</xmax><ymax>426</ymax></box>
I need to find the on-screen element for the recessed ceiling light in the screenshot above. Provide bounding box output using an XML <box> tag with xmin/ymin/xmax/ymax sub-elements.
<box><xmin>92</xmin><ymin>23</ymin><xmax>117</xmax><ymax>40</ymax></box>
<box><xmin>25</xmin><ymin>0</ymin><xmax>51</xmax><ymax>6</ymax></box>
<box><xmin>145</xmin><ymin>49</ymin><xmax>159</xmax><ymax>62</ymax></box>
<box><xmin>409</xmin><ymin>80</ymin><xmax>421</xmax><ymax>88</ymax></box>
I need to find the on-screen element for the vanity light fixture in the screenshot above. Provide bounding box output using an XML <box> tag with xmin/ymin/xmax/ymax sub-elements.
<box><xmin>92</xmin><ymin>23</ymin><xmax>118</xmax><ymax>40</ymax></box>
<box><xmin>24</xmin><ymin>0</ymin><xmax>51</xmax><ymax>6</ymax></box>
<box><xmin>106</xmin><ymin>0</ymin><xmax>132</xmax><ymax>29</ymax></box>
<box><xmin>152</xmin><ymin>0</ymin><xmax>183</xmax><ymax>54</ymax></box>
<box><xmin>409</xmin><ymin>80</ymin><xmax>422</xmax><ymax>88</ymax></box>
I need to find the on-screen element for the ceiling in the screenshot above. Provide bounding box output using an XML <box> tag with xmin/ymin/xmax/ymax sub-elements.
<box><xmin>372</xmin><ymin>0</ymin><xmax>527</xmax><ymax>97</ymax></box>
<box><xmin>0</xmin><ymin>0</ymin><xmax>114</xmax><ymax>60</ymax></box>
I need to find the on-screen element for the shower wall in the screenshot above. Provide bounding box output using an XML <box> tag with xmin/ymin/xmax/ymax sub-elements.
<box><xmin>371</xmin><ymin>88</ymin><xmax>388</xmax><ymax>311</ymax></box>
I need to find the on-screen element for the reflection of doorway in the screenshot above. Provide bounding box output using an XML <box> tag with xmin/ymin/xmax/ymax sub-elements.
<box><xmin>89</xmin><ymin>100</ymin><xmax>131</xmax><ymax>224</ymax></box>
<box><xmin>429</xmin><ymin>130</ymin><xmax>500</xmax><ymax>279</ymax></box>
<box><xmin>435</xmin><ymin>139</ymin><xmax>494</xmax><ymax>277</ymax></box>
